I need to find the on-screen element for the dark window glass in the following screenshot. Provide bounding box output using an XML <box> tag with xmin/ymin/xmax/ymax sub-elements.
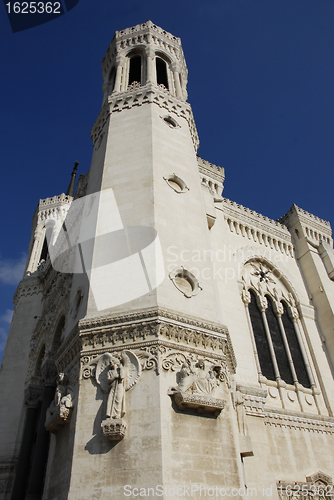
<box><xmin>40</xmin><ymin>237</ymin><xmax>48</xmax><ymax>262</ymax></box>
<box><xmin>128</xmin><ymin>55</ymin><xmax>141</xmax><ymax>86</ymax></box>
<box><xmin>248</xmin><ymin>291</ymin><xmax>275</xmax><ymax>380</ymax></box>
<box><xmin>156</xmin><ymin>58</ymin><xmax>169</xmax><ymax>89</ymax></box>
<box><xmin>281</xmin><ymin>302</ymin><xmax>311</xmax><ymax>388</ymax></box>
<box><xmin>265</xmin><ymin>296</ymin><xmax>294</xmax><ymax>385</ymax></box>
<box><xmin>109</xmin><ymin>67</ymin><xmax>116</xmax><ymax>92</ymax></box>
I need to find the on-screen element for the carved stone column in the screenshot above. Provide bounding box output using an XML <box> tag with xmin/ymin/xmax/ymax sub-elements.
<box><xmin>114</xmin><ymin>55</ymin><xmax>125</xmax><ymax>93</ymax></box>
<box><xmin>145</xmin><ymin>47</ymin><xmax>156</xmax><ymax>84</ymax></box>
<box><xmin>10</xmin><ymin>385</ymin><xmax>43</xmax><ymax>500</ymax></box>
<box><xmin>25</xmin><ymin>360</ymin><xmax>57</xmax><ymax>500</ymax></box>
<box><xmin>171</xmin><ymin>62</ymin><xmax>182</xmax><ymax>99</ymax></box>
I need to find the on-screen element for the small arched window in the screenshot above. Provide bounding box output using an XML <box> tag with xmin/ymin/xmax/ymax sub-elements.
<box><xmin>128</xmin><ymin>55</ymin><xmax>142</xmax><ymax>86</ymax></box>
<box><xmin>40</xmin><ymin>237</ymin><xmax>48</xmax><ymax>262</ymax></box>
<box><xmin>109</xmin><ymin>67</ymin><xmax>116</xmax><ymax>93</ymax></box>
<box><xmin>156</xmin><ymin>57</ymin><xmax>169</xmax><ymax>89</ymax></box>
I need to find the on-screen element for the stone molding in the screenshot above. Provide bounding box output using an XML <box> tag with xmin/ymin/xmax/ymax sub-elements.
<box><xmin>220</xmin><ymin>198</ymin><xmax>294</xmax><ymax>256</ymax></box>
<box><xmin>236</xmin><ymin>384</ymin><xmax>268</xmax><ymax>417</ymax></box>
<box><xmin>38</xmin><ymin>194</ymin><xmax>72</xmax><ymax>224</ymax></box>
<box><xmin>171</xmin><ymin>392</ymin><xmax>226</xmax><ymax>416</ymax></box>
<box><xmin>279</xmin><ymin>204</ymin><xmax>331</xmax><ymax>230</ymax></box>
<box><xmin>90</xmin><ymin>82</ymin><xmax>199</xmax><ymax>152</ymax></box>
<box><xmin>197</xmin><ymin>155</ymin><xmax>225</xmax><ymax>193</ymax></box>
<box><xmin>101</xmin><ymin>418</ymin><xmax>126</xmax><ymax>441</ymax></box>
<box><xmin>264</xmin><ymin>411</ymin><xmax>334</xmax><ymax>434</ymax></box>
<box><xmin>79</xmin><ymin>308</ymin><xmax>236</xmax><ymax>373</ymax></box>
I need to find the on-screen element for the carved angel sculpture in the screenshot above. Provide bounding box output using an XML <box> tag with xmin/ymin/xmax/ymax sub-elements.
<box><xmin>95</xmin><ymin>350</ymin><xmax>141</xmax><ymax>420</ymax></box>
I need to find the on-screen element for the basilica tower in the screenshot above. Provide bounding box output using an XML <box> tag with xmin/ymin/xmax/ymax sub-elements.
<box><xmin>1</xmin><ymin>20</ymin><xmax>334</xmax><ymax>500</ymax></box>
<box><xmin>0</xmin><ymin>21</ymin><xmax>241</xmax><ymax>500</ymax></box>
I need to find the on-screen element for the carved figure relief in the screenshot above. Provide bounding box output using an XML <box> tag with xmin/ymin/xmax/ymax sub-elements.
<box><xmin>168</xmin><ymin>358</ymin><xmax>226</xmax><ymax>416</ymax></box>
<box><xmin>95</xmin><ymin>350</ymin><xmax>141</xmax><ymax>440</ymax></box>
<box><xmin>45</xmin><ymin>373</ymin><xmax>74</xmax><ymax>433</ymax></box>
<box><xmin>234</xmin><ymin>390</ymin><xmax>248</xmax><ymax>436</ymax></box>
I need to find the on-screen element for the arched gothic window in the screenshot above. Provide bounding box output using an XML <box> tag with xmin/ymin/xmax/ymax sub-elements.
<box><xmin>128</xmin><ymin>55</ymin><xmax>142</xmax><ymax>87</ymax></box>
<box><xmin>247</xmin><ymin>290</ymin><xmax>311</xmax><ymax>388</ymax></box>
<box><xmin>156</xmin><ymin>57</ymin><xmax>169</xmax><ymax>89</ymax></box>
<box><xmin>108</xmin><ymin>67</ymin><xmax>116</xmax><ymax>93</ymax></box>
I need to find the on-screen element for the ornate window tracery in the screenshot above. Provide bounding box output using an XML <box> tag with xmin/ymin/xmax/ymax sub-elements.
<box><xmin>242</xmin><ymin>262</ymin><xmax>312</xmax><ymax>390</ymax></box>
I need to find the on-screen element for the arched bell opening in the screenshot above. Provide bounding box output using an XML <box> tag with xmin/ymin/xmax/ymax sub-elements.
<box><xmin>156</xmin><ymin>57</ymin><xmax>169</xmax><ymax>90</ymax></box>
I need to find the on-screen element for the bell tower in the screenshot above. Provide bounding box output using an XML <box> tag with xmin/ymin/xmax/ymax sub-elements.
<box><xmin>0</xmin><ymin>22</ymin><xmax>241</xmax><ymax>500</ymax></box>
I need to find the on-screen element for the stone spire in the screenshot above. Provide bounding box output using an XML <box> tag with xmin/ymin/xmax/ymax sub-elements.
<box><xmin>66</xmin><ymin>161</ymin><xmax>79</xmax><ymax>197</ymax></box>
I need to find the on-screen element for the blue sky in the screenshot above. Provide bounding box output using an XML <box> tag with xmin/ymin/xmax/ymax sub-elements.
<box><xmin>1</xmin><ymin>0</ymin><xmax>334</xmax><ymax>361</ymax></box>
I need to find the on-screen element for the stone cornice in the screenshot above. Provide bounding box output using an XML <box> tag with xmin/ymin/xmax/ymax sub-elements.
<box><xmin>79</xmin><ymin>308</ymin><xmax>236</xmax><ymax>373</ymax></box>
<box><xmin>79</xmin><ymin>307</ymin><xmax>228</xmax><ymax>335</ymax></box>
<box><xmin>90</xmin><ymin>83</ymin><xmax>199</xmax><ymax>152</ymax></box>
<box><xmin>279</xmin><ymin>204</ymin><xmax>331</xmax><ymax>230</ymax></box>
<box><xmin>264</xmin><ymin>409</ymin><xmax>334</xmax><ymax>434</ymax></box>
<box><xmin>197</xmin><ymin>156</ymin><xmax>225</xmax><ymax>184</ymax></box>
<box><xmin>219</xmin><ymin>198</ymin><xmax>294</xmax><ymax>256</ymax></box>
<box><xmin>38</xmin><ymin>193</ymin><xmax>72</xmax><ymax>210</ymax></box>
<box><xmin>222</xmin><ymin>198</ymin><xmax>290</xmax><ymax>236</ymax></box>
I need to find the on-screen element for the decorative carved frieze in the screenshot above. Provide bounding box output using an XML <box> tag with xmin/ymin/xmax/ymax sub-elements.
<box><xmin>101</xmin><ymin>418</ymin><xmax>127</xmax><ymax>441</ymax></box>
<box><xmin>264</xmin><ymin>411</ymin><xmax>334</xmax><ymax>434</ymax></box>
<box><xmin>220</xmin><ymin>198</ymin><xmax>294</xmax><ymax>256</ymax></box>
<box><xmin>81</xmin><ymin>343</ymin><xmax>230</xmax><ymax>383</ymax></box>
<box><xmin>90</xmin><ymin>82</ymin><xmax>199</xmax><ymax>152</ymax></box>
<box><xmin>78</xmin><ymin>308</ymin><xmax>236</xmax><ymax>372</ymax></box>
<box><xmin>236</xmin><ymin>384</ymin><xmax>268</xmax><ymax>417</ymax></box>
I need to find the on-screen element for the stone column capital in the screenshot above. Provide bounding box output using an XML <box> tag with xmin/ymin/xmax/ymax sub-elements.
<box><xmin>171</xmin><ymin>62</ymin><xmax>180</xmax><ymax>73</ymax></box>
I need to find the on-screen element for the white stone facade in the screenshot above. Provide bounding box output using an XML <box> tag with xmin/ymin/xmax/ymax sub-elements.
<box><xmin>0</xmin><ymin>20</ymin><xmax>334</xmax><ymax>500</ymax></box>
